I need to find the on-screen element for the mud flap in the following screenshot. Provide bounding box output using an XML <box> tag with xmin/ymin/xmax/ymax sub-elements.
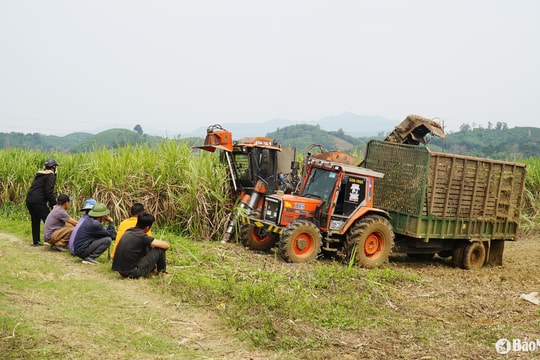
<box><xmin>487</xmin><ymin>240</ymin><xmax>504</xmax><ymax>266</ymax></box>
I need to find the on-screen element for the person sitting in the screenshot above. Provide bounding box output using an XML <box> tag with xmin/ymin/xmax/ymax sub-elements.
<box><xmin>68</xmin><ymin>199</ymin><xmax>96</xmax><ymax>256</ymax></box>
<box><xmin>110</xmin><ymin>202</ymin><xmax>152</xmax><ymax>259</ymax></box>
<box><xmin>72</xmin><ymin>202</ymin><xmax>116</xmax><ymax>265</ymax></box>
<box><xmin>43</xmin><ymin>194</ymin><xmax>78</xmax><ymax>252</ymax></box>
<box><xmin>112</xmin><ymin>212</ymin><xmax>169</xmax><ymax>278</ymax></box>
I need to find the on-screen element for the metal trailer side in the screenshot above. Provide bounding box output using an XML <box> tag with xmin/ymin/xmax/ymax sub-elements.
<box><xmin>363</xmin><ymin>140</ymin><xmax>527</xmax><ymax>267</ymax></box>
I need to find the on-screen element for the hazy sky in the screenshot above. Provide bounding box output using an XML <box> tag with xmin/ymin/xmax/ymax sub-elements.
<box><xmin>1</xmin><ymin>0</ymin><xmax>539</xmax><ymax>136</ymax></box>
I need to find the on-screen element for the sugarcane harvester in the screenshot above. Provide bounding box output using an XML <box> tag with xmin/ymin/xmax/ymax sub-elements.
<box><xmin>193</xmin><ymin>124</ymin><xmax>298</xmax><ymax>243</ymax></box>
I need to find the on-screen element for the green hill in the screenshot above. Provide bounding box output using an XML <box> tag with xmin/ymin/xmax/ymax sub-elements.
<box><xmin>70</xmin><ymin>128</ymin><xmax>163</xmax><ymax>152</ymax></box>
<box><xmin>1</xmin><ymin>122</ymin><xmax>539</xmax><ymax>160</ymax></box>
<box><xmin>267</xmin><ymin>124</ymin><xmax>372</xmax><ymax>153</ymax></box>
<box><xmin>0</xmin><ymin>131</ymin><xmax>93</xmax><ymax>152</ymax></box>
<box><xmin>267</xmin><ymin>123</ymin><xmax>539</xmax><ymax>161</ymax></box>
<box><xmin>431</xmin><ymin>126</ymin><xmax>540</xmax><ymax>160</ymax></box>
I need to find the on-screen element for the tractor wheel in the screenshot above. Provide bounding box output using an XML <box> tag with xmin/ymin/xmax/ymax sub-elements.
<box><xmin>240</xmin><ymin>224</ymin><xmax>278</xmax><ymax>251</ymax></box>
<box><xmin>345</xmin><ymin>215</ymin><xmax>394</xmax><ymax>268</ymax></box>
<box><xmin>462</xmin><ymin>242</ymin><xmax>486</xmax><ymax>270</ymax></box>
<box><xmin>278</xmin><ymin>220</ymin><xmax>321</xmax><ymax>263</ymax></box>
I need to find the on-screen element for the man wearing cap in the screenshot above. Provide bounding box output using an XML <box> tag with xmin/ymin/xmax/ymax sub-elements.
<box><xmin>72</xmin><ymin>202</ymin><xmax>116</xmax><ymax>264</ymax></box>
<box><xmin>43</xmin><ymin>194</ymin><xmax>78</xmax><ymax>252</ymax></box>
<box><xmin>25</xmin><ymin>158</ymin><xmax>59</xmax><ymax>246</ymax></box>
<box><xmin>68</xmin><ymin>199</ymin><xmax>97</xmax><ymax>256</ymax></box>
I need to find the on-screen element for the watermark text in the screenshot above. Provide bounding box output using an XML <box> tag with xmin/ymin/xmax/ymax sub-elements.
<box><xmin>495</xmin><ymin>338</ymin><xmax>540</xmax><ymax>354</ymax></box>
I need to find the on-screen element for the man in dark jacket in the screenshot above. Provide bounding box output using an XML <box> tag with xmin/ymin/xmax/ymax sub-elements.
<box><xmin>25</xmin><ymin>158</ymin><xmax>58</xmax><ymax>246</ymax></box>
<box><xmin>112</xmin><ymin>212</ymin><xmax>169</xmax><ymax>278</ymax></box>
<box><xmin>72</xmin><ymin>202</ymin><xmax>116</xmax><ymax>264</ymax></box>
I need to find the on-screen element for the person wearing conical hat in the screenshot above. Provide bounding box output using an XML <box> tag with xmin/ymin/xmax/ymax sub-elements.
<box><xmin>72</xmin><ymin>202</ymin><xmax>116</xmax><ymax>265</ymax></box>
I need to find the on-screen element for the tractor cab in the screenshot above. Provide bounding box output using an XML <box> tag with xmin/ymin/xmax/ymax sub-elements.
<box><xmin>228</xmin><ymin>136</ymin><xmax>282</xmax><ymax>197</ymax></box>
<box><xmin>263</xmin><ymin>158</ymin><xmax>384</xmax><ymax>233</ymax></box>
<box><xmin>240</xmin><ymin>157</ymin><xmax>390</xmax><ymax>265</ymax></box>
<box><xmin>245</xmin><ymin>158</ymin><xmax>384</xmax><ymax>235</ymax></box>
<box><xmin>193</xmin><ymin>125</ymin><xmax>296</xmax><ymax>202</ymax></box>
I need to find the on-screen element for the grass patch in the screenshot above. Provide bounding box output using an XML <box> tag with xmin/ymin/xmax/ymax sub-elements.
<box><xmin>0</xmin><ymin>231</ymin><xmax>215</xmax><ymax>359</ymax></box>
<box><xmin>2</xmin><ymin>213</ymin><xmax>539</xmax><ymax>359</ymax></box>
<box><xmin>165</xmin><ymin>239</ymin><xmax>421</xmax><ymax>350</ymax></box>
<box><xmin>2</xmin><ymin>212</ymin><xmax>423</xmax><ymax>355</ymax></box>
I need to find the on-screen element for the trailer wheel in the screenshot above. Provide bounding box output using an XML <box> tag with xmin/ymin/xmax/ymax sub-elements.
<box><xmin>279</xmin><ymin>220</ymin><xmax>321</xmax><ymax>263</ymax></box>
<box><xmin>345</xmin><ymin>215</ymin><xmax>394</xmax><ymax>268</ymax></box>
<box><xmin>240</xmin><ymin>224</ymin><xmax>278</xmax><ymax>251</ymax></box>
<box><xmin>462</xmin><ymin>242</ymin><xmax>486</xmax><ymax>270</ymax></box>
<box><xmin>452</xmin><ymin>244</ymin><xmax>465</xmax><ymax>268</ymax></box>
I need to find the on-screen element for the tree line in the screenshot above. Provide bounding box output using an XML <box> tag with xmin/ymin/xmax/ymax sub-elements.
<box><xmin>1</xmin><ymin>122</ymin><xmax>539</xmax><ymax>160</ymax></box>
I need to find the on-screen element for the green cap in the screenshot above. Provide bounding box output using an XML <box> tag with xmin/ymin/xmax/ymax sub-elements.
<box><xmin>88</xmin><ymin>203</ymin><xmax>110</xmax><ymax>217</ymax></box>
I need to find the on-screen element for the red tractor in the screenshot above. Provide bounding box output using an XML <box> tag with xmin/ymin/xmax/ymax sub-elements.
<box><xmin>239</xmin><ymin>156</ymin><xmax>394</xmax><ymax>268</ymax></box>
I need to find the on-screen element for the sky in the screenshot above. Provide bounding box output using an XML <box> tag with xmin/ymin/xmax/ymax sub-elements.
<box><xmin>1</xmin><ymin>0</ymin><xmax>539</xmax><ymax>137</ymax></box>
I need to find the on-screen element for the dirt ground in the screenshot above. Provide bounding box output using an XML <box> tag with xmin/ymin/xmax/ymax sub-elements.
<box><xmin>353</xmin><ymin>232</ymin><xmax>540</xmax><ymax>360</ymax></box>
<box><xmin>1</xmin><ymin>231</ymin><xmax>540</xmax><ymax>359</ymax></box>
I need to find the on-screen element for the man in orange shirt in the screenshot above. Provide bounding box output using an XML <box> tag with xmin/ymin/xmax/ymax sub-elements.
<box><xmin>111</xmin><ymin>203</ymin><xmax>152</xmax><ymax>259</ymax></box>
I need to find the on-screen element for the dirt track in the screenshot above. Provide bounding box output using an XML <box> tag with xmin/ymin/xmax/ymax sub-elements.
<box><xmin>0</xmin><ymin>232</ymin><xmax>276</xmax><ymax>360</ymax></box>
<box><xmin>356</xmin><ymin>232</ymin><xmax>540</xmax><ymax>359</ymax></box>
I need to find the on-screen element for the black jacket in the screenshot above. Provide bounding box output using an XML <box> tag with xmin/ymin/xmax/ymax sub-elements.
<box><xmin>25</xmin><ymin>170</ymin><xmax>57</xmax><ymax>208</ymax></box>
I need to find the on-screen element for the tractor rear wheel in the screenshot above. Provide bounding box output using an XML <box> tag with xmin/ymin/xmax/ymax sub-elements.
<box><xmin>462</xmin><ymin>242</ymin><xmax>486</xmax><ymax>270</ymax></box>
<box><xmin>345</xmin><ymin>215</ymin><xmax>394</xmax><ymax>268</ymax></box>
<box><xmin>278</xmin><ymin>220</ymin><xmax>321</xmax><ymax>263</ymax></box>
<box><xmin>240</xmin><ymin>224</ymin><xmax>278</xmax><ymax>251</ymax></box>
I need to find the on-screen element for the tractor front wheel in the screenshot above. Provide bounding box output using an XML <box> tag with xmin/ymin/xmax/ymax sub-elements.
<box><xmin>278</xmin><ymin>220</ymin><xmax>321</xmax><ymax>263</ymax></box>
<box><xmin>345</xmin><ymin>215</ymin><xmax>394</xmax><ymax>268</ymax></box>
<box><xmin>240</xmin><ymin>224</ymin><xmax>278</xmax><ymax>251</ymax></box>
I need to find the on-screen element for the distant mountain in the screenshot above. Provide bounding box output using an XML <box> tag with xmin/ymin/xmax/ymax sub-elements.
<box><xmin>184</xmin><ymin>113</ymin><xmax>400</xmax><ymax>139</ymax></box>
<box><xmin>313</xmin><ymin>112</ymin><xmax>399</xmax><ymax>137</ymax></box>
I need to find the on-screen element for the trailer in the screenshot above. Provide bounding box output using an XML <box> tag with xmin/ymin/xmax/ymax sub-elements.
<box><xmin>363</xmin><ymin>140</ymin><xmax>527</xmax><ymax>269</ymax></box>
